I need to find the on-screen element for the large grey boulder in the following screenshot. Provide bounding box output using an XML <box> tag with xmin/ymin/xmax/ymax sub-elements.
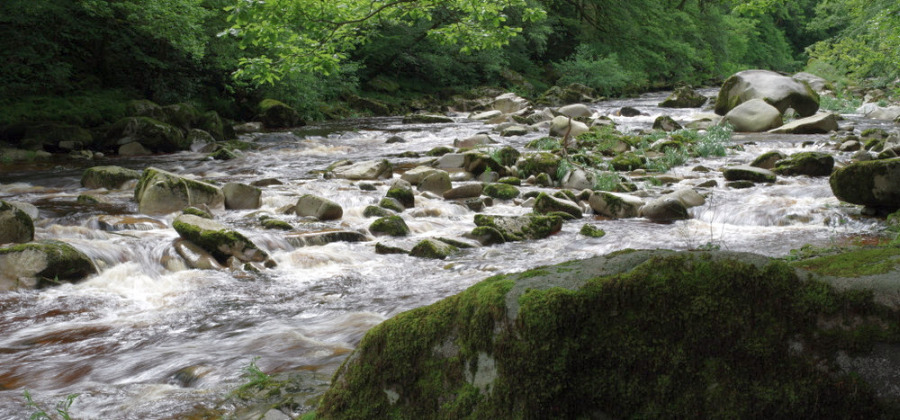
<box><xmin>0</xmin><ymin>240</ymin><xmax>96</xmax><ymax>290</ymax></box>
<box><xmin>792</xmin><ymin>72</ymin><xmax>829</xmax><ymax>92</ymax></box>
<box><xmin>443</xmin><ymin>183</ymin><xmax>483</xmax><ymax>200</ymax></box>
<box><xmin>716</xmin><ymin>69</ymin><xmax>820</xmax><ymax>117</ymax></box>
<box><xmin>134</xmin><ymin>167</ymin><xmax>225</xmax><ymax>215</ymax></box>
<box><xmin>333</xmin><ymin>160</ymin><xmax>393</xmax><ymax>180</ymax></box>
<box><xmin>549</xmin><ymin>116</ymin><xmax>589</xmax><ymax>138</ymax></box>
<box><xmin>769</xmin><ymin>113</ymin><xmax>839</xmax><ymax>134</ymax></box>
<box><xmin>81</xmin><ymin>165</ymin><xmax>142</xmax><ymax>190</ymax></box>
<box><xmin>295</xmin><ymin>194</ymin><xmax>343</xmax><ymax>220</ymax></box>
<box><xmin>418</xmin><ymin>172</ymin><xmax>452</xmax><ymax>196</ymax></box>
<box><xmin>533</xmin><ymin>193</ymin><xmax>582</xmax><ymax>218</ymax></box>
<box><xmin>0</xmin><ymin>200</ymin><xmax>34</xmax><ymax>245</ymax></box>
<box><xmin>223</xmin><ymin>183</ymin><xmax>262</xmax><ymax>210</ymax></box>
<box><xmin>557</xmin><ymin>104</ymin><xmax>592</xmax><ymax>118</ymax></box>
<box><xmin>401</xmin><ymin>166</ymin><xmax>443</xmax><ymax>185</ymax></box>
<box><xmin>492</xmin><ymin>93</ymin><xmax>530</xmax><ymax>114</ymax></box>
<box><xmin>172</xmin><ymin>214</ymin><xmax>273</xmax><ymax>266</ymax></box>
<box><xmin>830</xmin><ymin>158</ymin><xmax>900</xmax><ymax>210</ymax></box>
<box><xmin>589</xmin><ymin>192</ymin><xmax>643</xmax><ymax>218</ymax></box>
<box><xmin>723</xmin><ymin>99</ymin><xmax>783</xmax><ymax>132</ymax></box>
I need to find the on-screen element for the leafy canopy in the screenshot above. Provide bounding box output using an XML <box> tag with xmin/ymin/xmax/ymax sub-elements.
<box><xmin>222</xmin><ymin>0</ymin><xmax>546</xmax><ymax>85</ymax></box>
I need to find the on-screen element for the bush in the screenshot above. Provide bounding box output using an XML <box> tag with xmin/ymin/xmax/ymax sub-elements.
<box><xmin>554</xmin><ymin>47</ymin><xmax>636</xmax><ymax>96</ymax></box>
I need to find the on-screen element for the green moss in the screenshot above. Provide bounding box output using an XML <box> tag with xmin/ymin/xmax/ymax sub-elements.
<box><xmin>497</xmin><ymin>177</ymin><xmax>521</xmax><ymax>186</ymax></box>
<box><xmin>426</xmin><ymin>146</ymin><xmax>454</xmax><ymax>157</ymax></box>
<box><xmin>482</xmin><ymin>183</ymin><xmax>520</xmax><ymax>200</ymax></box>
<box><xmin>773</xmin><ymin>152</ymin><xmax>834</xmax><ymax>176</ymax></box>
<box><xmin>790</xmin><ymin>248</ymin><xmax>900</xmax><ymax>277</ymax></box>
<box><xmin>209</xmin><ymin>148</ymin><xmax>238</xmax><ymax>161</ymax></box>
<box><xmin>261</xmin><ymin>219</ymin><xmax>293</xmax><ymax>231</ymax></box>
<box><xmin>533</xmin><ymin>193</ymin><xmax>582</xmax><ymax>219</ymax></box>
<box><xmin>379</xmin><ymin>197</ymin><xmax>406</xmax><ymax>213</ymax></box>
<box><xmin>524</xmin><ymin>137</ymin><xmax>561</xmax><ymax>151</ymax></box>
<box><xmin>0</xmin><ymin>240</ymin><xmax>95</xmax><ymax>285</ymax></box>
<box><xmin>369</xmin><ymin>215</ymin><xmax>410</xmax><ymax>237</ymax></box>
<box><xmin>610</xmin><ymin>152</ymin><xmax>647</xmax><ymax>171</ymax></box>
<box><xmin>410</xmin><ymin>239</ymin><xmax>459</xmax><ymax>260</ymax></box>
<box><xmin>580</xmin><ymin>224</ymin><xmax>606</xmax><ymax>238</ymax></box>
<box><xmin>363</xmin><ymin>205</ymin><xmax>394</xmax><ymax>218</ymax></box>
<box><xmin>386</xmin><ymin>186</ymin><xmax>415</xmax><ymax>208</ymax></box>
<box><xmin>182</xmin><ymin>207</ymin><xmax>212</xmax><ymax>219</ymax></box>
<box><xmin>473</xmin><ymin>214</ymin><xmax>562</xmax><ymax>242</ymax></box>
<box><xmin>517</xmin><ymin>152</ymin><xmax>561</xmax><ymax>179</ymax></box>
<box><xmin>829</xmin><ymin>158</ymin><xmax>900</xmax><ymax>208</ymax></box>
<box><xmin>492</xmin><ymin>146</ymin><xmax>520</xmax><ymax>167</ymax></box>
<box><xmin>172</xmin><ymin>218</ymin><xmax>265</xmax><ymax>264</ymax></box>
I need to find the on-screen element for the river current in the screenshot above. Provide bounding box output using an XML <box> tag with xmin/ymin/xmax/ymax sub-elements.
<box><xmin>0</xmin><ymin>91</ymin><xmax>891</xmax><ymax>418</ymax></box>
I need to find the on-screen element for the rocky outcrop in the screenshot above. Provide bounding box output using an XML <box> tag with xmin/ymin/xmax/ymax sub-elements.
<box><xmin>830</xmin><ymin>158</ymin><xmax>900</xmax><ymax>210</ymax></box>
<box><xmin>81</xmin><ymin>165</ymin><xmax>142</xmax><ymax>190</ymax></box>
<box><xmin>134</xmin><ymin>167</ymin><xmax>225</xmax><ymax>215</ymax></box>
<box><xmin>0</xmin><ymin>240</ymin><xmax>96</xmax><ymax>290</ymax></box>
<box><xmin>716</xmin><ymin>69</ymin><xmax>819</xmax><ymax>117</ymax></box>
<box><xmin>172</xmin><ymin>214</ymin><xmax>274</xmax><ymax>267</ymax></box>
<box><xmin>318</xmin><ymin>250</ymin><xmax>896</xmax><ymax>419</ymax></box>
<box><xmin>0</xmin><ymin>200</ymin><xmax>34</xmax><ymax>244</ymax></box>
<box><xmin>723</xmin><ymin>99</ymin><xmax>783</xmax><ymax>132</ymax></box>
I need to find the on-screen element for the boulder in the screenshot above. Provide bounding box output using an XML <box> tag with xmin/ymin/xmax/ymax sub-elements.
<box><xmin>369</xmin><ymin>215</ymin><xmax>410</xmax><ymax>237</ymax></box>
<box><xmin>285</xmin><ymin>230</ymin><xmax>369</xmax><ymax>247</ymax></box>
<box><xmin>792</xmin><ymin>72</ymin><xmax>829</xmax><ymax>92</ymax></box>
<box><xmin>134</xmin><ymin>167</ymin><xmax>225</xmax><ymax>215</ymax></box>
<box><xmin>0</xmin><ymin>240</ymin><xmax>96</xmax><ymax>290</ymax></box>
<box><xmin>106</xmin><ymin>117</ymin><xmax>188</xmax><ymax>153</ymax></box>
<box><xmin>418</xmin><ymin>172</ymin><xmax>452</xmax><ymax>196</ymax></box>
<box><xmin>560</xmin><ymin>169</ymin><xmax>595</xmax><ymax>191</ymax></box>
<box><xmin>639</xmin><ymin>197</ymin><xmax>689</xmax><ymax>222</ymax></box>
<box><xmin>533</xmin><ymin>193</ymin><xmax>582</xmax><ymax>218</ymax></box>
<box><xmin>723</xmin><ymin>165</ymin><xmax>777</xmax><ymax>183</ymax></box>
<box><xmin>380</xmin><ymin>197</ymin><xmax>406</xmax><ymax>213</ymax></box>
<box><xmin>118</xmin><ymin>142</ymin><xmax>152</xmax><ymax>156</ymax></box>
<box><xmin>500</xmin><ymin>125</ymin><xmax>530</xmax><ymax>137</ymax></box>
<box><xmin>470</xmin><ymin>110</ymin><xmax>503</xmax><ymax>121</ymax></box>
<box><xmin>386</xmin><ymin>180</ymin><xmax>415</xmax><ymax>208</ymax></box>
<box><xmin>517</xmin><ymin>152</ymin><xmax>561</xmax><ymax>179</ymax></box>
<box><xmin>317</xmin><ymin>250</ymin><xmax>898</xmax><ymax>419</ymax></box>
<box><xmin>435</xmin><ymin>154</ymin><xmax>467</xmax><ymax>170</ymax></box>
<box><xmin>830</xmin><ymin>158</ymin><xmax>900</xmax><ymax>210</ymax></box>
<box><xmin>723</xmin><ymin>99</ymin><xmax>783</xmax><ymax>132</ymax></box>
<box><xmin>223</xmin><ymin>183</ymin><xmax>262</xmax><ymax>210</ymax></box>
<box><xmin>187</xmin><ymin>129</ymin><xmax>216</xmax><ymax>151</ymax></box>
<box><xmin>652</xmin><ymin>115</ymin><xmax>682</xmax><ymax>132</ymax></box>
<box><xmin>81</xmin><ymin>165</ymin><xmax>142</xmax><ymax>190</ymax></box>
<box><xmin>557</xmin><ymin>104</ymin><xmax>592</xmax><ymax>118</ymax></box>
<box><xmin>493</xmin><ymin>146</ymin><xmax>520</xmax><ymax>167</ymax></box>
<box><xmin>401</xmin><ymin>166</ymin><xmax>444</xmax><ymax>185</ymax></box>
<box><xmin>865</xmin><ymin>106</ymin><xmax>900</xmax><ymax>121</ymax></box>
<box><xmin>295</xmin><ymin>194</ymin><xmax>343</xmax><ymax>220</ymax></box>
<box><xmin>472</xmin><ymin>214</ymin><xmax>562</xmax><ymax>242</ymax></box>
<box><xmin>549</xmin><ymin>116</ymin><xmax>589</xmax><ymax>138</ymax></box>
<box><xmin>454</xmin><ymin>134</ymin><xmax>495</xmax><ymax>148</ymax></box>
<box><xmin>402</xmin><ymin>114</ymin><xmax>454</xmax><ymax>124</ymax></box>
<box><xmin>0</xmin><ymin>200</ymin><xmax>34</xmax><ymax>244</ymax></box>
<box><xmin>410</xmin><ymin>239</ymin><xmax>459</xmax><ymax>260</ymax></box>
<box><xmin>589</xmin><ymin>192</ymin><xmax>643</xmax><ymax>218</ymax></box>
<box><xmin>363</xmin><ymin>205</ymin><xmax>394</xmax><ymax>218</ymax></box>
<box><xmin>492</xmin><ymin>93</ymin><xmax>530</xmax><ymax>114</ymax></box>
<box><xmin>750</xmin><ymin>151</ymin><xmax>787</xmax><ymax>170</ymax></box>
<box><xmin>482</xmin><ymin>183</ymin><xmax>520</xmax><ymax>200</ymax></box>
<box><xmin>172</xmin><ymin>214</ymin><xmax>273</xmax><ymax>266</ymax></box>
<box><xmin>173</xmin><ymin>239</ymin><xmax>223</xmax><ymax>270</ymax></box>
<box><xmin>658</xmin><ymin>86</ymin><xmax>708</xmax><ymax>108</ymax></box>
<box><xmin>617</xmin><ymin>107</ymin><xmax>643</xmax><ymax>117</ymax></box>
<box><xmin>715</xmin><ymin>69</ymin><xmax>820</xmax><ymax>117</ymax></box>
<box><xmin>769</xmin><ymin>113</ymin><xmax>839</xmax><ymax>134</ymax></box>
<box><xmin>443</xmin><ymin>183</ymin><xmax>483</xmax><ymax>200</ymax></box>
<box><xmin>259</xmin><ymin>99</ymin><xmax>304</xmax><ymax>128</ymax></box>
<box><xmin>198</xmin><ymin>110</ymin><xmax>227</xmax><ymax>141</ymax></box>
<box><xmin>773</xmin><ymin>152</ymin><xmax>835</xmax><ymax>177</ymax></box>
<box><xmin>333</xmin><ymin>160</ymin><xmax>393</xmax><ymax>180</ymax></box>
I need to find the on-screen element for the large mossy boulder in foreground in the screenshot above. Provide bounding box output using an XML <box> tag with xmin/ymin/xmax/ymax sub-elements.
<box><xmin>715</xmin><ymin>69</ymin><xmax>820</xmax><ymax>117</ymax></box>
<box><xmin>318</xmin><ymin>250</ymin><xmax>899</xmax><ymax>419</ymax></box>
<box><xmin>134</xmin><ymin>167</ymin><xmax>225</xmax><ymax>215</ymax></box>
<box><xmin>830</xmin><ymin>157</ymin><xmax>900</xmax><ymax>210</ymax></box>
<box><xmin>0</xmin><ymin>240</ymin><xmax>96</xmax><ymax>290</ymax></box>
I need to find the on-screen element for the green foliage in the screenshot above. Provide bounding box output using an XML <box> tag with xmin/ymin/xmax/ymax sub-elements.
<box><xmin>23</xmin><ymin>390</ymin><xmax>79</xmax><ymax>420</ymax></box>
<box><xmin>694</xmin><ymin>124</ymin><xmax>733</xmax><ymax>158</ymax></box>
<box><xmin>554</xmin><ymin>47</ymin><xmax>636</xmax><ymax>96</ymax></box>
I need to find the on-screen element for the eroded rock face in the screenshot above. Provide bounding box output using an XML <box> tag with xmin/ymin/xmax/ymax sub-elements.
<box><xmin>318</xmin><ymin>250</ymin><xmax>895</xmax><ymax>419</ymax></box>
<box><xmin>134</xmin><ymin>167</ymin><xmax>225</xmax><ymax>215</ymax></box>
<box><xmin>716</xmin><ymin>69</ymin><xmax>820</xmax><ymax>117</ymax></box>
<box><xmin>830</xmin><ymin>158</ymin><xmax>900</xmax><ymax>210</ymax></box>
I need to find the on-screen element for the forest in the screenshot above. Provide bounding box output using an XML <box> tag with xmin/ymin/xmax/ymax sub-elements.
<box><xmin>0</xmin><ymin>0</ymin><xmax>898</xmax><ymax>130</ymax></box>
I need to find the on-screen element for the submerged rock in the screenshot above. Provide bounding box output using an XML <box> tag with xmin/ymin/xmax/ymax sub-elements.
<box><xmin>317</xmin><ymin>250</ymin><xmax>896</xmax><ymax>419</ymax></box>
<box><xmin>0</xmin><ymin>240</ymin><xmax>96</xmax><ymax>290</ymax></box>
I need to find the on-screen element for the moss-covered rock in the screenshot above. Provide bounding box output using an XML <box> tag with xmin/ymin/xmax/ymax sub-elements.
<box><xmin>723</xmin><ymin>165</ymin><xmax>777</xmax><ymax>183</ymax></box>
<box><xmin>473</xmin><ymin>214</ymin><xmax>562</xmax><ymax>242</ymax></box>
<box><xmin>410</xmin><ymin>239</ymin><xmax>459</xmax><ymax>260</ymax></box>
<box><xmin>610</xmin><ymin>152</ymin><xmax>647</xmax><ymax>171</ymax></box>
<box><xmin>0</xmin><ymin>200</ymin><xmax>34</xmax><ymax>244</ymax></box>
<box><xmin>259</xmin><ymin>99</ymin><xmax>304</xmax><ymax>129</ymax></box>
<box><xmin>497</xmin><ymin>176</ymin><xmax>521</xmax><ymax>186</ymax></box>
<box><xmin>369</xmin><ymin>215</ymin><xmax>410</xmax><ymax>237</ymax></box>
<box><xmin>172</xmin><ymin>214</ymin><xmax>272</xmax><ymax>266</ymax></box>
<box><xmin>379</xmin><ymin>197</ymin><xmax>406</xmax><ymax>213</ymax></box>
<box><xmin>533</xmin><ymin>192</ymin><xmax>582</xmax><ymax>218</ymax></box>
<box><xmin>482</xmin><ymin>183</ymin><xmax>520</xmax><ymax>200</ymax></box>
<box><xmin>81</xmin><ymin>165</ymin><xmax>142</xmax><ymax>190</ymax></box>
<box><xmin>209</xmin><ymin>148</ymin><xmax>238</xmax><ymax>161</ymax></box>
<box><xmin>517</xmin><ymin>152</ymin><xmax>561</xmax><ymax>179</ymax></box>
<box><xmin>386</xmin><ymin>181</ymin><xmax>415</xmax><ymax>208</ymax></box>
<box><xmin>261</xmin><ymin>218</ymin><xmax>293</xmax><ymax>231</ymax></box>
<box><xmin>830</xmin><ymin>158</ymin><xmax>900</xmax><ymax>210</ymax></box>
<box><xmin>295</xmin><ymin>194</ymin><xmax>343</xmax><ymax>220</ymax></box>
<box><xmin>426</xmin><ymin>146</ymin><xmax>454</xmax><ymax>157</ymax></box>
<box><xmin>579</xmin><ymin>224</ymin><xmax>606</xmax><ymax>237</ymax></box>
<box><xmin>750</xmin><ymin>150</ymin><xmax>787</xmax><ymax>170</ymax></box>
<box><xmin>0</xmin><ymin>240</ymin><xmax>96</xmax><ymax>290</ymax></box>
<box><xmin>134</xmin><ymin>167</ymin><xmax>224</xmax><ymax>215</ymax></box>
<box><xmin>659</xmin><ymin>86</ymin><xmax>708</xmax><ymax>108</ymax></box>
<box><xmin>22</xmin><ymin>123</ymin><xmax>93</xmax><ymax>151</ymax></box>
<box><xmin>318</xmin><ymin>250</ymin><xmax>896</xmax><ymax>419</ymax></box>
<box><xmin>364</xmin><ymin>205</ymin><xmax>394</xmax><ymax>218</ymax></box>
<box><xmin>588</xmin><ymin>192</ymin><xmax>643</xmax><ymax>219</ymax></box>
<box><xmin>105</xmin><ymin>117</ymin><xmax>188</xmax><ymax>153</ymax></box>
<box><xmin>493</xmin><ymin>146</ymin><xmax>520</xmax><ymax>167</ymax></box>
<box><xmin>773</xmin><ymin>152</ymin><xmax>835</xmax><ymax>176</ymax></box>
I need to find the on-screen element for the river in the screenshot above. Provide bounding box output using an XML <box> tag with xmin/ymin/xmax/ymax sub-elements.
<box><xmin>0</xmin><ymin>90</ymin><xmax>891</xmax><ymax>418</ymax></box>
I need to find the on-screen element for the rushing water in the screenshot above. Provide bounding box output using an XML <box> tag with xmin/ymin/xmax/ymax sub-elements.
<box><xmin>0</xmin><ymin>91</ymin><xmax>891</xmax><ymax>418</ymax></box>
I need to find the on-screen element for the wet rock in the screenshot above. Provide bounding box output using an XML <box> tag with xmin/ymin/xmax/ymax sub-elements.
<box><xmin>501</xmin><ymin>125</ymin><xmax>530</xmax><ymax>137</ymax></box>
<box><xmin>792</xmin><ymin>72</ymin><xmax>829</xmax><ymax>92</ymax></box>
<box><xmin>172</xmin><ymin>214</ymin><xmax>273</xmax><ymax>266</ymax></box>
<box><xmin>375</xmin><ymin>242</ymin><xmax>411</xmax><ymax>255</ymax></box>
<box><xmin>579</xmin><ymin>224</ymin><xmax>606</xmax><ymax>238</ymax></box>
<box><xmin>21</xmin><ymin>123</ymin><xmax>93</xmax><ymax>151</ymax></box>
<box><xmin>830</xmin><ymin>158</ymin><xmax>900</xmax><ymax>210</ymax></box>
<box><xmin>385</xmin><ymin>135</ymin><xmax>405</xmax><ymax>144</ymax></box>
<box><xmin>472</xmin><ymin>214</ymin><xmax>562</xmax><ymax>242</ymax></box>
<box><xmin>773</xmin><ymin>152</ymin><xmax>834</xmax><ymax>177</ymax></box>
<box><xmin>426</xmin><ymin>146</ymin><xmax>453</xmax><ymax>157</ymax></box>
<box><xmin>463</xmin><ymin>152</ymin><xmax>502</xmax><ymax>176</ymax></box>
<box><xmin>0</xmin><ymin>240</ymin><xmax>96</xmax><ymax>290</ymax></box>
<box><xmin>285</xmin><ymin>230</ymin><xmax>369</xmax><ymax>247</ymax></box>
<box><xmin>560</xmin><ymin>169</ymin><xmax>595</xmax><ymax>191</ymax></box>
<box><xmin>81</xmin><ymin>166</ymin><xmax>142</xmax><ymax>190</ymax></box>
<box><xmin>187</xmin><ymin>129</ymin><xmax>216</xmax><ymax>152</ymax></box>
<box><xmin>403</xmin><ymin>114</ymin><xmax>454</xmax><ymax>124</ymax></box>
<box><xmin>401</xmin><ymin>166</ymin><xmax>443</xmax><ymax>185</ymax></box>
<box><xmin>369</xmin><ymin>215</ymin><xmax>410</xmax><ymax>237</ymax></box>
<box><xmin>259</xmin><ymin>99</ymin><xmax>304</xmax><ymax>128</ymax></box>
<box><xmin>118</xmin><ymin>142</ymin><xmax>152</xmax><ymax>156</ymax></box>
<box><xmin>517</xmin><ymin>152</ymin><xmax>561</xmax><ymax>179</ymax></box>
<box><xmin>410</xmin><ymin>239</ymin><xmax>459</xmax><ymax>260</ymax></box>
<box><xmin>418</xmin><ymin>172</ymin><xmax>452</xmax><ymax>196</ymax></box>
<box><xmin>498</xmin><ymin>177</ymin><xmax>521</xmax><ymax>186</ymax></box>
<box><xmin>533</xmin><ymin>193</ymin><xmax>582</xmax><ymax>218</ymax></box>
<box><xmin>0</xmin><ymin>200</ymin><xmax>34</xmax><ymax>244</ymax></box>
<box><xmin>557</xmin><ymin>104</ymin><xmax>591</xmax><ymax>118</ymax></box>
<box><xmin>106</xmin><ymin>117</ymin><xmax>188</xmax><ymax>153</ymax></box>
<box><xmin>250</xmin><ymin>178</ymin><xmax>283</xmax><ymax>188</ymax></box>
<box><xmin>658</xmin><ymin>86</ymin><xmax>708</xmax><ymax>108</ymax></box>
<box><xmin>723</xmin><ymin>99</ymin><xmax>783</xmax><ymax>132</ymax></box>
<box><xmin>435</xmin><ymin>153</ymin><xmax>467</xmax><ymax>170</ymax></box>
<box><xmin>134</xmin><ymin>167</ymin><xmax>225</xmax><ymax>215</ymax></box>
<box><xmin>769</xmin><ymin>113</ymin><xmax>839</xmax><ymax>134</ymax></box>
<box><xmin>333</xmin><ymin>159</ymin><xmax>393</xmax><ymax>180</ymax></box>
<box><xmin>209</xmin><ymin>148</ymin><xmax>238</xmax><ymax>161</ymax></box>
<box><xmin>549</xmin><ymin>116</ymin><xmax>589</xmax><ymax>138</ymax></box>
<box><xmin>492</xmin><ymin>93</ymin><xmax>530</xmax><ymax>114</ymax></box>
<box><xmin>840</xmin><ymin>141</ymin><xmax>862</xmax><ymax>152</ymax></box>
<box><xmin>482</xmin><ymin>183</ymin><xmax>520</xmax><ymax>200</ymax></box>
<box><xmin>617</xmin><ymin>106</ymin><xmax>643</xmax><ymax>117</ymax></box>
<box><xmin>183</xmin><ymin>207</ymin><xmax>213</xmax><ymax>219</ymax></box>
<box><xmin>465</xmin><ymin>198</ymin><xmax>487</xmax><ymax>212</ymax></box>
<box><xmin>223</xmin><ymin>183</ymin><xmax>262</xmax><ymax>210</ymax></box>
<box><xmin>443</xmin><ymin>184</ymin><xmax>483</xmax><ymax>200</ymax></box>
<box><xmin>751</xmin><ymin>151</ymin><xmax>787</xmax><ymax>170</ymax></box>
<box><xmin>610</xmin><ymin>152</ymin><xmax>647</xmax><ymax>171</ymax></box>
<box><xmin>589</xmin><ymin>192</ymin><xmax>644</xmax><ymax>219</ymax></box>
<box><xmin>727</xmin><ymin>180</ymin><xmax>756</xmax><ymax>189</ymax></box>
<box><xmin>363</xmin><ymin>205</ymin><xmax>394</xmax><ymax>218</ymax></box>
<box><xmin>470</xmin><ymin>110</ymin><xmax>503</xmax><ymax>121</ymax></box>
<box><xmin>260</xmin><ymin>218</ymin><xmax>292</xmax><ymax>231</ymax></box>
<box><xmin>477</xmin><ymin>171</ymin><xmax>500</xmax><ymax>183</ymax></box>
<box><xmin>386</xmin><ymin>180</ymin><xmax>415</xmax><ymax>208</ymax></box>
<box><xmin>639</xmin><ymin>197</ymin><xmax>689</xmax><ymax>222</ymax></box>
<box><xmin>173</xmin><ymin>239</ymin><xmax>224</xmax><ymax>270</ymax></box>
<box><xmin>493</xmin><ymin>146</ymin><xmax>520</xmax><ymax>167</ymax></box>
<box><xmin>295</xmin><ymin>194</ymin><xmax>343</xmax><ymax>220</ymax></box>
<box><xmin>716</xmin><ymin>69</ymin><xmax>820</xmax><ymax>117</ymax></box>
<box><xmin>652</xmin><ymin>115</ymin><xmax>682</xmax><ymax>132</ymax></box>
<box><xmin>454</xmin><ymin>134</ymin><xmax>495</xmax><ymax>148</ymax></box>
<box><xmin>723</xmin><ymin>165</ymin><xmax>777</xmax><ymax>183</ymax></box>
<box><xmin>863</xmin><ymin>106</ymin><xmax>900</xmax><ymax>121</ymax></box>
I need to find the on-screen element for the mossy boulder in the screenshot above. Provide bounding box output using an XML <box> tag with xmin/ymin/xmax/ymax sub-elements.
<box><xmin>517</xmin><ymin>152</ymin><xmax>560</xmax><ymax>179</ymax></box>
<box><xmin>482</xmin><ymin>183</ymin><xmax>520</xmax><ymax>200</ymax></box>
<box><xmin>715</xmin><ymin>69</ymin><xmax>820</xmax><ymax>117</ymax></box>
<box><xmin>419</xmin><ymin>172</ymin><xmax>452</xmax><ymax>196</ymax></box>
<box><xmin>610</xmin><ymin>152</ymin><xmax>647</xmax><ymax>171</ymax></box>
<box><xmin>410</xmin><ymin>239</ymin><xmax>459</xmax><ymax>260</ymax></box>
<box><xmin>0</xmin><ymin>200</ymin><xmax>34</xmax><ymax>244</ymax></box>
<box><xmin>369</xmin><ymin>215</ymin><xmax>410</xmax><ymax>237</ymax></box>
<box><xmin>259</xmin><ymin>99</ymin><xmax>304</xmax><ymax>129</ymax></box>
<box><xmin>533</xmin><ymin>192</ymin><xmax>582</xmax><ymax>218</ymax></box>
<box><xmin>652</xmin><ymin>115</ymin><xmax>682</xmax><ymax>132</ymax></box>
<box><xmin>386</xmin><ymin>180</ymin><xmax>415</xmax><ymax>209</ymax></box>
<box><xmin>403</xmin><ymin>114</ymin><xmax>454</xmax><ymax>124</ymax></box>
<box><xmin>172</xmin><ymin>214</ymin><xmax>272</xmax><ymax>266</ymax></box>
<box><xmin>589</xmin><ymin>192</ymin><xmax>643</xmax><ymax>219</ymax></box>
<box><xmin>81</xmin><ymin>165</ymin><xmax>142</xmax><ymax>190</ymax></box>
<box><xmin>0</xmin><ymin>240</ymin><xmax>96</xmax><ymax>290</ymax></box>
<box><xmin>750</xmin><ymin>150</ymin><xmax>787</xmax><ymax>170</ymax></box>
<box><xmin>295</xmin><ymin>194</ymin><xmax>343</xmax><ymax>220</ymax></box>
<box><xmin>318</xmin><ymin>250</ymin><xmax>897</xmax><ymax>419</ymax></box>
<box><xmin>333</xmin><ymin>159</ymin><xmax>393</xmax><ymax>180</ymax></box>
<box><xmin>134</xmin><ymin>167</ymin><xmax>225</xmax><ymax>215</ymax></box>
<box><xmin>443</xmin><ymin>183</ymin><xmax>483</xmax><ymax>200</ymax></box>
<box><xmin>209</xmin><ymin>148</ymin><xmax>238</xmax><ymax>161</ymax></box>
<box><xmin>363</xmin><ymin>205</ymin><xmax>394</xmax><ymax>218</ymax></box>
<box><xmin>493</xmin><ymin>146</ymin><xmax>520</xmax><ymax>167</ymax></box>
<box><xmin>197</xmin><ymin>110</ymin><xmax>226</xmax><ymax>141</ymax></box>
<box><xmin>773</xmin><ymin>152</ymin><xmax>835</xmax><ymax>177</ymax></box>
<box><xmin>379</xmin><ymin>197</ymin><xmax>406</xmax><ymax>213</ymax></box>
<box><xmin>659</xmin><ymin>86</ymin><xmax>708</xmax><ymax>108</ymax></box>
<box><xmin>579</xmin><ymin>224</ymin><xmax>606</xmax><ymax>237</ymax></box>
<box><xmin>105</xmin><ymin>117</ymin><xmax>189</xmax><ymax>153</ymax></box>
<box><xmin>723</xmin><ymin>165</ymin><xmax>777</xmax><ymax>183</ymax></box>
<box><xmin>160</xmin><ymin>103</ymin><xmax>202</xmax><ymax>131</ymax></box>
<box><xmin>830</xmin><ymin>158</ymin><xmax>900</xmax><ymax>210</ymax></box>
<box><xmin>472</xmin><ymin>214</ymin><xmax>562</xmax><ymax>242</ymax></box>
<box><xmin>223</xmin><ymin>183</ymin><xmax>262</xmax><ymax>210</ymax></box>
